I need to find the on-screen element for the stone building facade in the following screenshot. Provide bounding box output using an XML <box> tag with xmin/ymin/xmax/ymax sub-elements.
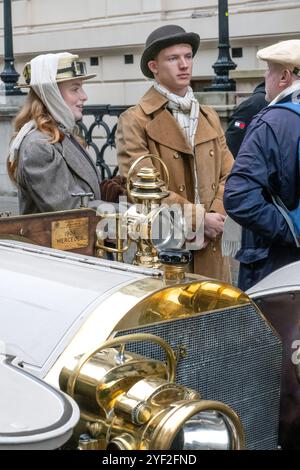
<box><xmin>0</xmin><ymin>0</ymin><xmax>299</xmax><ymax>198</ymax></box>
<box><xmin>0</xmin><ymin>0</ymin><xmax>299</xmax><ymax>104</ymax></box>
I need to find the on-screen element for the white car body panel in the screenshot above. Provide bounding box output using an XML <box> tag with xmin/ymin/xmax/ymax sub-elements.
<box><xmin>0</xmin><ymin>355</ymin><xmax>79</xmax><ymax>450</ymax></box>
<box><xmin>247</xmin><ymin>260</ymin><xmax>300</xmax><ymax>298</ymax></box>
<box><xmin>0</xmin><ymin>241</ymin><xmax>154</xmax><ymax>378</ymax></box>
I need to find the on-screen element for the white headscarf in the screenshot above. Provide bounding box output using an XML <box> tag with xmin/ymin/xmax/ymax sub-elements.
<box><xmin>9</xmin><ymin>52</ymin><xmax>76</xmax><ymax>163</ymax></box>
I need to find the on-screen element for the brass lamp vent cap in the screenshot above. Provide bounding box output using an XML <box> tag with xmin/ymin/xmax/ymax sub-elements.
<box><xmin>131</xmin><ymin>167</ymin><xmax>169</xmax><ymax>201</ymax></box>
<box><xmin>137</xmin><ymin>167</ymin><xmax>161</xmax><ymax>179</ymax></box>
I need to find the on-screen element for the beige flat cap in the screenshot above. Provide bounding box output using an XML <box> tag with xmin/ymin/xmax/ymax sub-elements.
<box><xmin>257</xmin><ymin>40</ymin><xmax>300</xmax><ymax>76</ymax></box>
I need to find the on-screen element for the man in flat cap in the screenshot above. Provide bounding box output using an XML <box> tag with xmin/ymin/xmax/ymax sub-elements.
<box><xmin>116</xmin><ymin>25</ymin><xmax>233</xmax><ymax>281</ymax></box>
<box><xmin>224</xmin><ymin>40</ymin><xmax>300</xmax><ymax>291</ymax></box>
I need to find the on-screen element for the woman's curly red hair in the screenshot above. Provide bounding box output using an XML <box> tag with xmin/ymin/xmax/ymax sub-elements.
<box><xmin>7</xmin><ymin>89</ymin><xmax>64</xmax><ymax>183</ymax></box>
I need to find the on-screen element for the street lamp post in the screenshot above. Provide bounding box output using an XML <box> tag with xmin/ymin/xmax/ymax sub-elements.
<box><xmin>205</xmin><ymin>0</ymin><xmax>237</xmax><ymax>91</ymax></box>
<box><xmin>0</xmin><ymin>0</ymin><xmax>23</xmax><ymax>95</ymax></box>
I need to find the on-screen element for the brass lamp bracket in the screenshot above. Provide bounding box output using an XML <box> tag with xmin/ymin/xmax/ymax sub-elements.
<box><xmin>66</xmin><ymin>333</ymin><xmax>177</xmax><ymax>399</ymax></box>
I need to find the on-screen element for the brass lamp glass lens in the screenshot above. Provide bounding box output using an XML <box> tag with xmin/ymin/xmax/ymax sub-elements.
<box><xmin>150</xmin><ymin>206</ymin><xmax>185</xmax><ymax>250</ymax></box>
<box><xmin>170</xmin><ymin>411</ymin><xmax>233</xmax><ymax>450</ymax></box>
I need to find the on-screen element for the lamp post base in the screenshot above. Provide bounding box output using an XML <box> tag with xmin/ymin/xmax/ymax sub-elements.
<box><xmin>0</xmin><ymin>71</ymin><xmax>24</xmax><ymax>96</ymax></box>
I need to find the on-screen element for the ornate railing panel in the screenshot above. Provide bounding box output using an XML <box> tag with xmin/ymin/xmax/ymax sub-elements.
<box><xmin>79</xmin><ymin>105</ymin><xmax>130</xmax><ymax>180</ymax></box>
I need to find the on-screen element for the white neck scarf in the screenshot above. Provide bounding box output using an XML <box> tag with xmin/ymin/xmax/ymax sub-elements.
<box><xmin>154</xmin><ymin>81</ymin><xmax>201</xmax><ymax>204</ymax></box>
<box><xmin>9</xmin><ymin>52</ymin><xmax>76</xmax><ymax>163</ymax></box>
<box><xmin>221</xmin><ymin>216</ymin><xmax>242</xmax><ymax>258</ymax></box>
<box><xmin>153</xmin><ymin>81</ymin><xmax>199</xmax><ymax>148</ymax></box>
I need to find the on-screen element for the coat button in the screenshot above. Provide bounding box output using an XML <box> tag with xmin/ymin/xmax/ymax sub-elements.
<box><xmin>179</xmin><ymin>184</ymin><xmax>185</xmax><ymax>192</ymax></box>
<box><xmin>209</xmin><ymin>149</ymin><xmax>214</xmax><ymax>157</ymax></box>
<box><xmin>211</xmin><ymin>183</ymin><xmax>216</xmax><ymax>190</ymax></box>
<box><xmin>173</xmin><ymin>151</ymin><xmax>180</xmax><ymax>159</ymax></box>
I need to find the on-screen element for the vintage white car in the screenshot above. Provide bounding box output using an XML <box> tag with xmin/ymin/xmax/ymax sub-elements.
<box><xmin>0</xmin><ymin>239</ymin><xmax>299</xmax><ymax>450</ymax></box>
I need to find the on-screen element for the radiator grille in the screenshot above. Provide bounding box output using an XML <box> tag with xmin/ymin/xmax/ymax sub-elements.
<box><xmin>116</xmin><ymin>302</ymin><xmax>282</xmax><ymax>450</ymax></box>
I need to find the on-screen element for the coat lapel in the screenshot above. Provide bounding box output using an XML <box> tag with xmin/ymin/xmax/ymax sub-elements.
<box><xmin>56</xmin><ymin>137</ymin><xmax>101</xmax><ymax>199</ymax></box>
<box><xmin>194</xmin><ymin>108</ymin><xmax>219</xmax><ymax>145</ymax></box>
<box><xmin>147</xmin><ymin>109</ymin><xmax>193</xmax><ymax>155</ymax></box>
<box><xmin>140</xmin><ymin>87</ymin><xmax>193</xmax><ymax>154</ymax></box>
<box><xmin>140</xmin><ymin>86</ymin><xmax>219</xmax><ymax>152</ymax></box>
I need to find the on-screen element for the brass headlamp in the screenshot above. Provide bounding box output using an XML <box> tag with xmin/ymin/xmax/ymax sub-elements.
<box><xmin>60</xmin><ymin>333</ymin><xmax>245</xmax><ymax>450</ymax></box>
<box><xmin>97</xmin><ymin>155</ymin><xmax>185</xmax><ymax>268</ymax></box>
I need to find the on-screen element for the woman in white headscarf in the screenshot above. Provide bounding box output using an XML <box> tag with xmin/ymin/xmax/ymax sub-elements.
<box><xmin>7</xmin><ymin>52</ymin><xmax>126</xmax><ymax>214</ymax></box>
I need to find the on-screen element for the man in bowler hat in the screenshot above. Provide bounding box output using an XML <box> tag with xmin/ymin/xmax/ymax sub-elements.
<box><xmin>116</xmin><ymin>25</ymin><xmax>234</xmax><ymax>281</ymax></box>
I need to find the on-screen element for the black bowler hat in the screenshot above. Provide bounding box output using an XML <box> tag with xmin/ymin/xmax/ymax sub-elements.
<box><xmin>140</xmin><ymin>25</ymin><xmax>200</xmax><ymax>79</ymax></box>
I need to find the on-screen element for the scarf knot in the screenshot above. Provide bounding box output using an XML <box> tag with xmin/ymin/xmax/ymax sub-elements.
<box><xmin>154</xmin><ymin>81</ymin><xmax>199</xmax><ymax>148</ymax></box>
<box><xmin>154</xmin><ymin>81</ymin><xmax>201</xmax><ymax>205</ymax></box>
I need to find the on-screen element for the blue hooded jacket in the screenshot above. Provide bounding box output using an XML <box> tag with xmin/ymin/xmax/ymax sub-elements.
<box><xmin>224</xmin><ymin>90</ymin><xmax>300</xmax><ymax>290</ymax></box>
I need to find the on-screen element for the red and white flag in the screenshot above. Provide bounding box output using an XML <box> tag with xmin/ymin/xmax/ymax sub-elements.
<box><xmin>234</xmin><ymin>121</ymin><xmax>246</xmax><ymax>129</ymax></box>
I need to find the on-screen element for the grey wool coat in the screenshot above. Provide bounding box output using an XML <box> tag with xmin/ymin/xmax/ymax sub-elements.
<box><xmin>17</xmin><ymin>130</ymin><xmax>102</xmax><ymax>214</ymax></box>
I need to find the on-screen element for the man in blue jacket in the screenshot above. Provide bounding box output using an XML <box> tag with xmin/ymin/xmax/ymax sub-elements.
<box><xmin>224</xmin><ymin>40</ymin><xmax>300</xmax><ymax>291</ymax></box>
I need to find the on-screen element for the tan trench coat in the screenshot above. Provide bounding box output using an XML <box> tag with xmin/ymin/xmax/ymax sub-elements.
<box><xmin>116</xmin><ymin>86</ymin><xmax>234</xmax><ymax>282</ymax></box>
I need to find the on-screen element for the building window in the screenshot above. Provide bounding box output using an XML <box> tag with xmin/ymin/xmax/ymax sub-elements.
<box><xmin>232</xmin><ymin>48</ymin><xmax>243</xmax><ymax>58</ymax></box>
<box><xmin>124</xmin><ymin>54</ymin><xmax>134</xmax><ymax>64</ymax></box>
<box><xmin>90</xmin><ymin>57</ymin><xmax>99</xmax><ymax>66</ymax></box>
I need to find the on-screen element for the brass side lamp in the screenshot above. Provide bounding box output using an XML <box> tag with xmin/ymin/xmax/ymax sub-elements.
<box><xmin>97</xmin><ymin>154</ymin><xmax>185</xmax><ymax>268</ymax></box>
<box><xmin>60</xmin><ymin>333</ymin><xmax>245</xmax><ymax>450</ymax></box>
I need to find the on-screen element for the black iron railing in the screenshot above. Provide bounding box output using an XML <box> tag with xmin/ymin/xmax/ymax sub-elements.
<box><xmin>79</xmin><ymin>105</ymin><xmax>130</xmax><ymax>180</ymax></box>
